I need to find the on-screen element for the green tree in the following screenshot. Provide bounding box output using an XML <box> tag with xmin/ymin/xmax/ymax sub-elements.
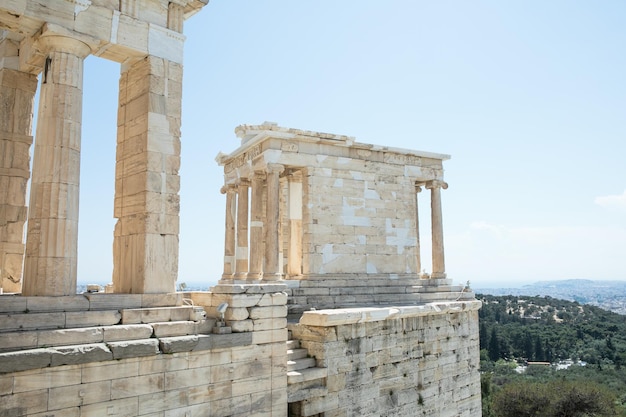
<box><xmin>489</xmin><ymin>327</ymin><xmax>500</xmax><ymax>361</ymax></box>
<box><xmin>492</xmin><ymin>381</ymin><xmax>550</xmax><ymax>417</ymax></box>
<box><xmin>491</xmin><ymin>380</ymin><xmax>618</xmax><ymax>417</ymax></box>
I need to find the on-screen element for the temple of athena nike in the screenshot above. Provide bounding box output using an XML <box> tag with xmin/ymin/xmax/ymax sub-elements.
<box><xmin>0</xmin><ymin>1</ymin><xmax>482</xmax><ymax>416</ymax></box>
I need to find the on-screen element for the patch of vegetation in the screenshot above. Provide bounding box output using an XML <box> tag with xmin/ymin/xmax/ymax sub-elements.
<box><xmin>478</xmin><ymin>294</ymin><xmax>626</xmax><ymax>416</ymax></box>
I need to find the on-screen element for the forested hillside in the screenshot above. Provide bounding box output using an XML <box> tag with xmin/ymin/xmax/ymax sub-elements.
<box><xmin>477</xmin><ymin>294</ymin><xmax>626</xmax><ymax>416</ymax></box>
<box><xmin>478</xmin><ymin>294</ymin><xmax>626</xmax><ymax>365</ymax></box>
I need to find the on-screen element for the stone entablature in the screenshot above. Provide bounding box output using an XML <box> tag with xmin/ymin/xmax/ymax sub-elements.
<box><xmin>0</xmin><ymin>0</ymin><xmax>207</xmax><ymax>69</ymax></box>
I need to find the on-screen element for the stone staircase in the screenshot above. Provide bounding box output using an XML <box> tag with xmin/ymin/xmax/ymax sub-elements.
<box><xmin>286</xmin><ymin>332</ymin><xmax>327</xmax><ymax>405</ymax></box>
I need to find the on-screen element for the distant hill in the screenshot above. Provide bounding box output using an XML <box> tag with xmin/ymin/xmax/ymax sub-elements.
<box><xmin>476</xmin><ymin>279</ymin><xmax>626</xmax><ymax>315</ymax></box>
<box><xmin>476</xmin><ymin>293</ymin><xmax>626</xmax><ymax>365</ymax></box>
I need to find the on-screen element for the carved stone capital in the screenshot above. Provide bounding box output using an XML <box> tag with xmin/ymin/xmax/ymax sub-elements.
<box><xmin>220</xmin><ymin>184</ymin><xmax>237</xmax><ymax>194</ymax></box>
<box><xmin>38</xmin><ymin>34</ymin><xmax>91</xmax><ymax>58</ymax></box>
<box><xmin>252</xmin><ymin>171</ymin><xmax>266</xmax><ymax>181</ymax></box>
<box><xmin>236</xmin><ymin>178</ymin><xmax>250</xmax><ymax>188</ymax></box>
<box><xmin>266</xmin><ymin>163</ymin><xmax>285</xmax><ymax>175</ymax></box>
<box><xmin>426</xmin><ymin>180</ymin><xmax>448</xmax><ymax>190</ymax></box>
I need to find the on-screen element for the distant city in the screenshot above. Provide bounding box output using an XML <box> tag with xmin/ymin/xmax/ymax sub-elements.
<box><xmin>477</xmin><ymin>279</ymin><xmax>626</xmax><ymax>315</ymax></box>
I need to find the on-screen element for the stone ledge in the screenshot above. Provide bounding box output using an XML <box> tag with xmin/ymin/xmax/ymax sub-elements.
<box><xmin>0</xmin><ymin>293</ymin><xmax>185</xmax><ymax>314</ymax></box>
<box><xmin>0</xmin><ymin>331</ymin><xmax>256</xmax><ymax>374</ymax></box>
<box><xmin>287</xmin><ymin>367</ymin><xmax>328</xmax><ymax>384</ymax></box>
<box><xmin>211</xmin><ymin>283</ymin><xmax>287</xmax><ymax>294</ymax></box>
<box><xmin>298</xmin><ymin>300</ymin><xmax>482</xmax><ymax>327</ymax></box>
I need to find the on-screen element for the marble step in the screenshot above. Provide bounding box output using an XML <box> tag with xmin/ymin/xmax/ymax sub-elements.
<box><xmin>287</xmin><ymin>367</ymin><xmax>327</xmax><ymax>385</ymax></box>
<box><xmin>287</xmin><ymin>347</ymin><xmax>308</xmax><ymax>361</ymax></box>
<box><xmin>288</xmin><ymin>357</ymin><xmax>316</xmax><ymax>372</ymax></box>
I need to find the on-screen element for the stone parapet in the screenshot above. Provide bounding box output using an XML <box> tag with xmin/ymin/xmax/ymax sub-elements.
<box><xmin>288</xmin><ymin>300</ymin><xmax>483</xmax><ymax>416</ymax></box>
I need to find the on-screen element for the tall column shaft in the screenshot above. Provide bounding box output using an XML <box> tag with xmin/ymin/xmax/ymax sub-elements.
<box><xmin>234</xmin><ymin>180</ymin><xmax>249</xmax><ymax>279</ymax></box>
<box><xmin>287</xmin><ymin>172</ymin><xmax>302</xmax><ymax>278</ymax></box>
<box><xmin>221</xmin><ymin>185</ymin><xmax>236</xmax><ymax>279</ymax></box>
<box><xmin>0</xmin><ymin>36</ymin><xmax>38</xmax><ymax>293</ymax></box>
<box><xmin>427</xmin><ymin>180</ymin><xmax>448</xmax><ymax>279</ymax></box>
<box><xmin>264</xmin><ymin>164</ymin><xmax>284</xmax><ymax>280</ymax></box>
<box><xmin>248</xmin><ymin>172</ymin><xmax>265</xmax><ymax>280</ymax></box>
<box><xmin>415</xmin><ymin>185</ymin><xmax>422</xmax><ymax>276</ymax></box>
<box><xmin>113</xmin><ymin>56</ymin><xmax>182</xmax><ymax>293</ymax></box>
<box><xmin>23</xmin><ymin>36</ymin><xmax>90</xmax><ymax>296</ymax></box>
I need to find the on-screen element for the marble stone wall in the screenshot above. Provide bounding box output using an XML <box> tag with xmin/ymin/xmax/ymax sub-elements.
<box><xmin>289</xmin><ymin>302</ymin><xmax>483</xmax><ymax>417</ymax></box>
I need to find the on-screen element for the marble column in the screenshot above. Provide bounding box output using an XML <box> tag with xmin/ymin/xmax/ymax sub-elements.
<box><xmin>287</xmin><ymin>170</ymin><xmax>302</xmax><ymax>278</ymax></box>
<box><xmin>113</xmin><ymin>56</ymin><xmax>184</xmax><ymax>293</ymax></box>
<box><xmin>233</xmin><ymin>179</ymin><xmax>250</xmax><ymax>279</ymax></box>
<box><xmin>415</xmin><ymin>184</ymin><xmax>423</xmax><ymax>277</ymax></box>
<box><xmin>22</xmin><ymin>35</ymin><xmax>91</xmax><ymax>296</ymax></box>
<box><xmin>221</xmin><ymin>184</ymin><xmax>237</xmax><ymax>279</ymax></box>
<box><xmin>248</xmin><ymin>172</ymin><xmax>265</xmax><ymax>280</ymax></box>
<box><xmin>0</xmin><ymin>35</ymin><xmax>38</xmax><ymax>293</ymax></box>
<box><xmin>264</xmin><ymin>164</ymin><xmax>285</xmax><ymax>280</ymax></box>
<box><xmin>426</xmin><ymin>180</ymin><xmax>448</xmax><ymax>279</ymax></box>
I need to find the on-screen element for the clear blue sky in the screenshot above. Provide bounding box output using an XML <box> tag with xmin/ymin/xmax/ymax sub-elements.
<box><xmin>73</xmin><ymin>1</ymin><xmax>626</xmax><ymax>288</ymax></box>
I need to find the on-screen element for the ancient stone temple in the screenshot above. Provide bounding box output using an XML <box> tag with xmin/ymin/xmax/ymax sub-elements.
<box><xmin>0</xmin><ymin>2</ymin><xmax>481</xmax><ymax>416</ymax></box>
<box><xmin>216</xmin><ymin>123</ymin><xmax>465</xmax><ymax>314</ymax></box>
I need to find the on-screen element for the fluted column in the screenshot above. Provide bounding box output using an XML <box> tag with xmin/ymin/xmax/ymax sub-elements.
<box><xmin>23</xmin><ymin>35</ymin><xmax>91</xmax><ymax>296</ymax></box>
<box><xmin>264</xmin><ymin>164</ymin><xmax>285</xmax><ymax>280</ymax></box>
<box><xmin>221</xmin><ymin>184</ymin><xmax>237</xmax><ymax>279</ymax></box>
<box><xmin>426</xmin><ymin>180</ymin><xmax>448</xmax><ymax>279</ymax></box>
<box><xmin>415</xmin><ymin>184</ymin><xmax>423</xmax><ymax>276</ymax></box>
<box><xmin>234</xmin><ymin>179</ymin><xmax>249</xmax><ymax>279</ymax></box>
<box><xmin>248</xmin><ymin>172</ymin><xmax>265</xmax><ymax>280</ymax></box>
<box><xmin>0</xmin><ymin>35</ymin><xmax>38</xmax><ymax>293</ymax></box>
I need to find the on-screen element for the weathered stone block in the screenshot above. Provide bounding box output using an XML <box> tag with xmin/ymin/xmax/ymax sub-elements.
<box><xmin>0</xmin><ymin>348</ymin><xmax>53</xmax><ymax>373</ymax></box>
<box><xmin>253</xmin><ymin>318</ymin><xmax>287</xmax><ymax>331</ymax></box>
<box><xmin>103</xmin><ymin>323</ymin><xmax>154</xmax><ymax>342</ymax></box>
<box><xmin>152</xmin><ymin>320</ymin><xmax>196</xmax><ymax>337</ymax></box>
<box><xmin>248</xmin><ymin>305</ymin><xmax>287</xmax><ymax>320</ymax></box>
<box><xmin>229</xmin><ymin>319</ymin><xmax>253</xmax><ymax>333</ymax></box>
<box><xmin>159</xmin><ymin>335</ymin><xmax>198</xmax><ymax>353</ymax></box>
<box><xmin>26</xmin><ymin>296</ymin><xmax>90</xmax><ymax>312</ymax></box>
<box><xmin>65</xmin><ymin>310</ymin><xmax>121</xmax><ymax>327</ymax></box>
<box><xmin>50</xmin><ymin>343</ymin><xmax>113</xmax><ymax>366</ymax></box>
<box><xmin>37</xmin><ymin>327</ymin><xmax>103</xmax><ymax>348</ymax></box>
<box><xmin>111</xmin><ymin>373</ymin><xmax>165</xmax><ymax>399</ymax></box>
<box><xmin>108</xmin><ymin>339</ymin><xmax>159</xmax><ymax>359</ymax></box>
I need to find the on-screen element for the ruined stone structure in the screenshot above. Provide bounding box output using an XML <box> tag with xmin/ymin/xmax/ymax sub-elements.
<box><xmin>0</xmin><ymin>2</ymin><xmax>481</xmax><ymax>416</ymax></box>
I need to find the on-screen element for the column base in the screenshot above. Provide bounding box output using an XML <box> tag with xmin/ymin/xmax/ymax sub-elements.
<box><xmin>246</xmin><ymin>272</ymin><xmax>263</xmax><ymax>280</ymax></box>
<box><xmin>261</xmin><ymin>273</ymin><xmax>284</xmax><ymax>282</ymax></box>
<box><xmin>431</xmin><ymin>272</ymin><xmax>447</xmax><ymax>279</ymax></box>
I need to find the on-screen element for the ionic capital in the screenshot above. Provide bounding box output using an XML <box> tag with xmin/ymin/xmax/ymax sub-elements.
<box><xmin>236</xmin><ymin>178</ymin><xmax>250</xmax><ymax>188</ymax></box>
<box><xmin>426</xmin><ymin>180</ymin><xmax>448</xmax><ymax>190</ymax></box>
<box><xmin>252</xmin><ymin>171</ymin><xmax>266</xmax><ymax>181</ymax></box>
<box><xmin>266</xmin><ymin>163</ymin><xmax>285</xmax><ymax>175</ymax></box>
<box><xmin>220</xmin><ymin>184</ymin><xmax>237</xmax><ymax>194</ymax></box>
